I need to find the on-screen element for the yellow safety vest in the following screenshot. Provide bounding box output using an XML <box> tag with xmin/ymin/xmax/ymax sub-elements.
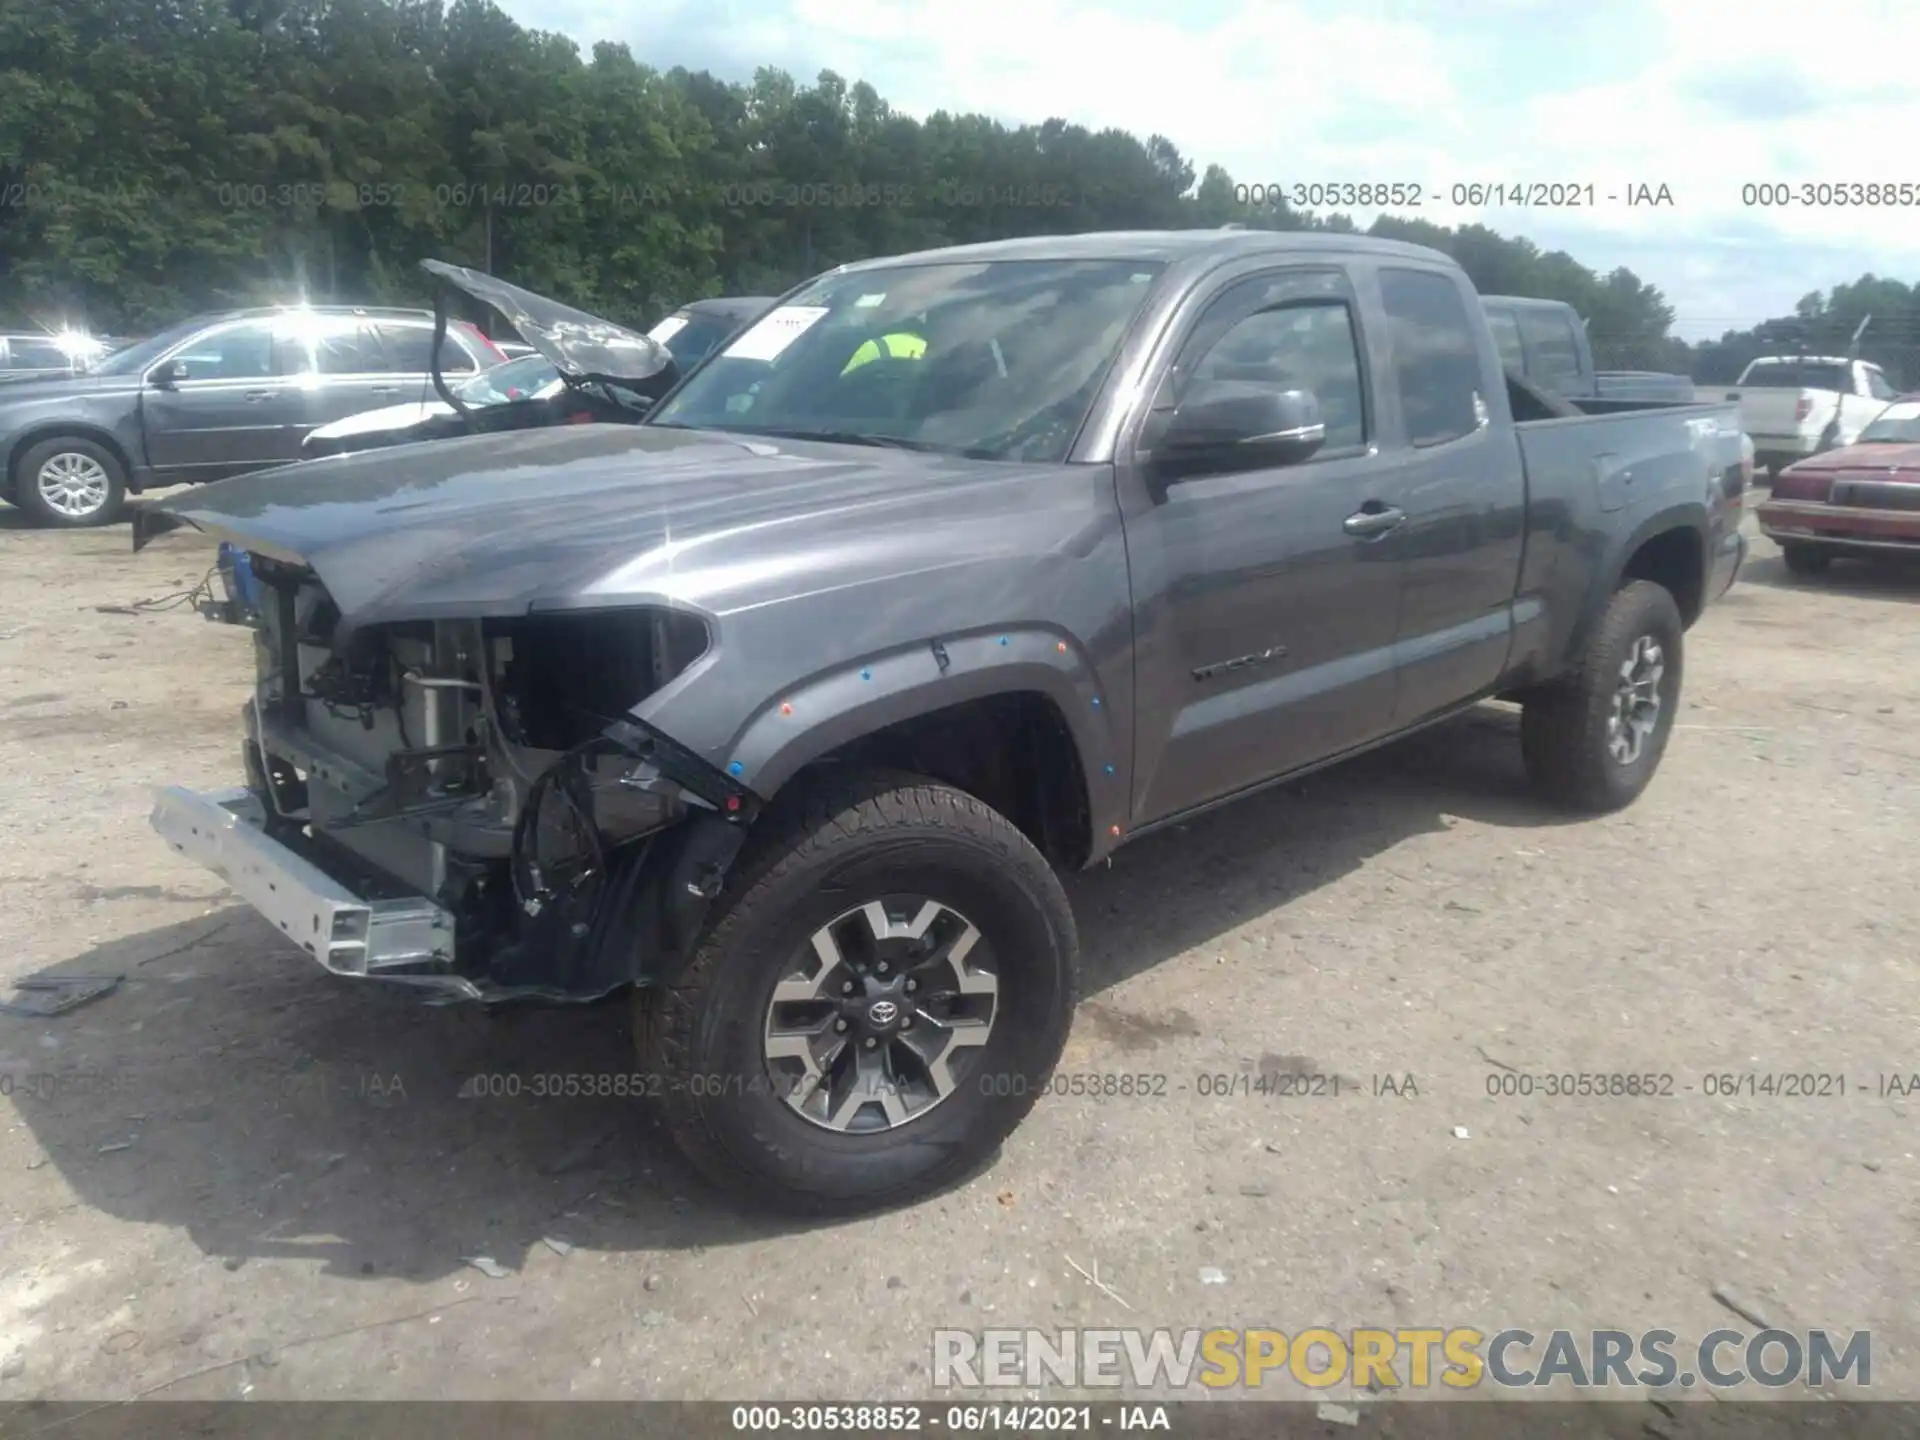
<box><xmin>842</xmin><ymin>331</ymin><xmax>926</xmax><ymax>374</ymax></box>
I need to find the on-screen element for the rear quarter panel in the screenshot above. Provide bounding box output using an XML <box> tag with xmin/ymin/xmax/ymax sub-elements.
<box><xmin>1505</xmin><ymin>403</ymin><xmax>1739</xmax><ymax>684</ymax></box>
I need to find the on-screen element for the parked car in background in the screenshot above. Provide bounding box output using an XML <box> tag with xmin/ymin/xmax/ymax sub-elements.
<box><xmin>146</xmin><ymin>230</ymin><xmax>1745</xmax><ymax>1215</ymax></box>
<box><xmin>0</xmin><ymin>332</ymin><xmax>107</xmax><ymax>382</ymax></box>
<box><xmin>1755</xmin><ymin>397</ymin><xmax>1920</xmax><ymax>575</ymax></box>
<box><xmin>0</xmin><ymin>306</ymin><xmax>503</xmax><ymax>526</ymax></box>
<box><xmin>303</xmin><ymin>294</ymin><xmax>768</xmax><ymax>458</ymax></box>
<box><xmin>648</xmin><ymin>295</ymin><xmax>775</xmax><ymax>370</ymax></box>
<box><xmin>1480</xmin><ymin>296</ymin><xmax>1695</xmax><ymax>406</ymax></box>
<box><xmin>1714</xmin><ymin>355</ymin><xmax>1900</xmax><ymax>475</ymax></box>
<box><xmin>303</xmin><ymin>352</ymin><xmax>566</xmax><ymax>458</ymax></box>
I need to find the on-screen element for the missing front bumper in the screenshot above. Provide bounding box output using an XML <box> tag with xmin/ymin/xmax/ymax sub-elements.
<box><xmin>151</xmin><ymin>785</ymin><xmax>465</xmax><ymax>989</ymax></box>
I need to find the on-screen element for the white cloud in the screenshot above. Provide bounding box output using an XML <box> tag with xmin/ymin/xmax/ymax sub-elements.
<box><xmin>510</xmin><ymin>0</ymin><xmax>1920</xmax><ymax>335</ymax></box>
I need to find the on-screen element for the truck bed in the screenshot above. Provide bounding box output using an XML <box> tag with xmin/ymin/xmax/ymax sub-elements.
<box><xmin>1505</xmin><ymin>398</ymin><xmax>1746</xmax><ymax>684</ymax></box>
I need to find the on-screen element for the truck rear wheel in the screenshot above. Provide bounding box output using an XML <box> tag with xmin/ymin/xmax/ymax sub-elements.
<box><xmin>636</xmin><ymin>769</ymin><xmax>1078</xmax><ymax>1215</ymax></box>
<box><xmin>16</xmin><ymin>436</ymin><xmax>128</xmax><ymax>528</ymax></box>
<box><xmin>1521</xmin><ymin>580</ymin><xmax>1683</xmax><ymax>813</ymax></box>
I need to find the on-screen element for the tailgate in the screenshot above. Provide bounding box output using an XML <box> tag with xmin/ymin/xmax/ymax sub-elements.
<box><xmin>1735</xmin><ymin>388</ymin><xmax>1822</xmax><ymax>438</ymax></box>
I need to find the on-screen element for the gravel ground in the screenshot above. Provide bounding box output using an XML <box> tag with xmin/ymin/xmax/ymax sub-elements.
<box><xmin>0</xmin><ymin>496</ymin><xmax>1916</xmax><ymax>1409</ymax></box>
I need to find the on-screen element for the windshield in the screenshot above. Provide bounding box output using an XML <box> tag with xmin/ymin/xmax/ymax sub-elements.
<box><xmin>651</xmin><ymin>312</ymin><xmax>741</xmax><ymax>369</ymax></box>
<box><xmin>453</xmin><ymin>354</ymin><xmax>563</xmax><ymax>405</ymax></box>
<box><xmin>82</xmin><ymin>317</ymin><xmax>218</xmax><ymax>376</ymax></box>
<box><xmin>1739</xmin><ymin>361</ymin><xmax>1848</xmax><ymax>391</ymax></box>
<box><xmin>1857</xmin><ymin>401</ymin><xmax>1920</xmax><ymax>443</ymax></box>
<box><xmin>648</xmin><ymin>259</ymin><xmax>1167</xmax><ymax>462</ymax></box>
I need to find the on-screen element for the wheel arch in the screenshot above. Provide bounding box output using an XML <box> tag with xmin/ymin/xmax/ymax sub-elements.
<box><xmin>5</xmin><ymin>424</ymin><xmax>136</xmax><ymax>501</ymax></box>
<box><xmin>1558</xmin><ymin>506</ymin><xmax>1706</xmax><ymax>672</ymax></box>
<box><xmin>723</xmin><ymin>628</ymin><xmax>1126</xmax><ymax>869</ymax></box>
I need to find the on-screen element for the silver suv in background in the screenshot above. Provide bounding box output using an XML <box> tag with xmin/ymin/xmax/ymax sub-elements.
<box><xmin>0</xmin><ymin>306</ymin><xmax>503</xmax><ymax>526</ymax></box>
<box><xmin>0</xmin><ymin>332</ymin><xmax>105</xmax><ymax>382</ymax></box>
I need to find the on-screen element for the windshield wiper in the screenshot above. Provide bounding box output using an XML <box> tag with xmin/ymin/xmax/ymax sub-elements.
<box><xmin>739</xmin><ymin>427</ymin><xmax>947</xmax><ymax>453</ymax></box>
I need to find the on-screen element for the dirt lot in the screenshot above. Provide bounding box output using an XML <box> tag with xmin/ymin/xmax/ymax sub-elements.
<box><xmin>0</xmin><ymin>496</ymin><xmax>1916</xmax><ymax>1408</ymax></box>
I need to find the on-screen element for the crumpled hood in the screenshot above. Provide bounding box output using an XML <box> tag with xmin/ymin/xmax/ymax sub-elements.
<box><xmin>422</xmin><ymin>259</ymin><xmax>674</xmax><ymax>390</ymax></box>
<box><xmin>142</xmin><ymin>423</ymin><xmax>1062</xmax><ymax>638</ymax></box>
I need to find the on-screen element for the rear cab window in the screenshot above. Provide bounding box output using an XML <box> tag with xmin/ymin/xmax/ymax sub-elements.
<box><xmin>1379</xmin><ymin>267</ymin><xmax>1488</xmax><ymax>447</ymax></box>
<box><xmin>1516</xmin><ymin>304</ymin><xmax>1585</xmax><ymax>391</ymax></box>
<box><xmin>1484</xmin><ymin>308</ymin><xmax>1524</xmax><ymax>372</ymax></box>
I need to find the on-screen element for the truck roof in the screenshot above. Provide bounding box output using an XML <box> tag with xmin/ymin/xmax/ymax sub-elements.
<box><xmin>1481</xmin><ymin>294</ymin><xmax>1574</xmax><ymax>310</ymax></box>
<box><xmin>1746</xmin><ymin>354</ymin><xmax>1853</xmax><ymax>367</ymax></box>
<box><xmin>829</xmin><ymin>228</ymin><xmax>1458</xmax><ymax>274</ymax></box>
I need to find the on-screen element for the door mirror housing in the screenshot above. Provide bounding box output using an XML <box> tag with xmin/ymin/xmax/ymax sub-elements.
<box><xmin>1155</xmin><ymin>381</ymin><xmax>1326</xmax><ymax>478</ymax></box>
<box><xmin>148</xmin><ymin>358</ymin><xmax>186</xmax><ymax>389</ymax></box>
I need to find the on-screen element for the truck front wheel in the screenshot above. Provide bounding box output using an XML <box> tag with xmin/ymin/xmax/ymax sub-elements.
<box><xmin>636</xmin><ymin>769</ymin><xmax>1079</xmax><ymax>1215</ymax></box>
<box><xmin>1521</xmin><ymin>580</ymin><xmax>1684</xmax><ymax>813</ymax></box>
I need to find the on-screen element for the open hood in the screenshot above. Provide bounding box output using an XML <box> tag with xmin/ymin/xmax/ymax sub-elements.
<box><xmin>420</xmin><ymin>259</ymin><xmax>677</xmax><ymax>392</ymax></box>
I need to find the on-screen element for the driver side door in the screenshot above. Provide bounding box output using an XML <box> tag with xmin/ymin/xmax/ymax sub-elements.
<box><xmin>1119</xmin><ymin>265</ymin><xmax>1412</xmax><ymax>825</ymax></box>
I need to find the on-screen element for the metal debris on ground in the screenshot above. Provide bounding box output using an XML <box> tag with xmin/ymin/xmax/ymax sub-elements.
<box><xmin>541</xmin><ymin>1237</ymin><xmax>574</xmax><ymax>1257</ymax></box>
<box><xmin>1198</xmin><ymin>1266</ymin><xmax>1227</xmax><ymax>1285</ymax></box>
<box><xmin>1452</xmin><ymin>1126</ymin><xmax>1471</xmax><ymax>1139</ymax></box>
<box><xmin>1065</xmin><ymin>1256</ymin><xmax>1132</xmax><ymax>1311</ymax></box>
<box><xmin>1710</xmin><ymin>1283</ymin><xmax>1772</xmax><ymax>1330</ymax></box>
<box><xmin>1315</xmin><ymin>1401</ymin><xmax>1361</xmax><ymax>1426</ymax></box>
<box><xmin>0</xmin><ymin>974</ymin><xmax>122</xmax><ymax>1017</ymax></box>
<box><xmin>98</xmin><ymin>1140</ymin><xmax>134</xmax><ymax>1154</ymax></box>
<box><xmin>461</xmin><ymin>1256</ymin><xmax>511</xmax><ymax>1279</ymax></box>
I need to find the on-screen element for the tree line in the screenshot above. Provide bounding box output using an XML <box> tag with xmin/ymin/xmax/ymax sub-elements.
<box><xmin>1</xmin><ymin>0</ymin><xmax>1910</xmax><ymax>387</ymax></box>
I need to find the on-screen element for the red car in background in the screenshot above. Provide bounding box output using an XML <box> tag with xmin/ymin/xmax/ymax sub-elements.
<box><xmin>1757</xmin><ymin>396</ymin><xmax>1920</xmax><ymax>576</ymax></box>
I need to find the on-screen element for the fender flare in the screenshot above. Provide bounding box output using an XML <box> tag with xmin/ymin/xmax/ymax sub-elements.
<box><xmin>1564</xmin><ymin>502</ymin><xmax>1707</xmax><ymax>665</ymax></box>
<box><xmin>719</xmin><ymin>625</ymin><xmax>1126</xmax><ymax>842</ymax></box>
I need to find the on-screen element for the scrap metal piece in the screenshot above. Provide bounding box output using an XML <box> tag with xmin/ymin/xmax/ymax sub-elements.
<box><xmin>0</xmin><ymin>975</ymin><xmax>122</xmax><ymax>1018</ymax></box>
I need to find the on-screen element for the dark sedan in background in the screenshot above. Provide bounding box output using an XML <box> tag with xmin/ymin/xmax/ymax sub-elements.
<box><xmin>648</xmin><ymin>295</ymin><xmax>774</xmax><ymax>369</ymax></box>
<box><xmin>1757</xmin><ymin>397</ymin><xmax>1920</xmax><ymax>576</ymax></box>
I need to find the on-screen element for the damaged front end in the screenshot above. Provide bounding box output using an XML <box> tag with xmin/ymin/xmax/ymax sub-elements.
<box><xmin>153</xmin><ymin>558</ymin><xmax>756</xmax><ymax>1003</ymax></box>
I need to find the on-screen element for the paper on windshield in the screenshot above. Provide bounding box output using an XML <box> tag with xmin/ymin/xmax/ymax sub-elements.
<box><xmin>723</xmin><ymin>305</ymin><xmax>830</xmax><ymax>362</ymax></box>
<box><xmin>648</xmin><ymin>315</ymin><xmax>690</xmax><ymax>344</ymax></box>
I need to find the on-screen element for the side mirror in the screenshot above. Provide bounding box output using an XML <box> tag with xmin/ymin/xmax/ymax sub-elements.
<box><xmin>1156</xmin><ymin>381</ymin><xmax>1326</xmax><ymax>479</ymax></box>
<box><xmin>149</xmin><ymin>359</ymin><xmax>185</xmax><ymax>389</ymax></box>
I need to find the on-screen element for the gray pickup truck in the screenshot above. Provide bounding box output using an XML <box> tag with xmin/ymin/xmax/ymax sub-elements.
<box><xmin>1481</xmin><ymin>294</ymin><xmax>1696</xmax><ymax>405</ymax></box>
<box><xmin>142</xmin><ymin>230</ymin><xmax>1748</xmax><ymax>1214</ymax></box>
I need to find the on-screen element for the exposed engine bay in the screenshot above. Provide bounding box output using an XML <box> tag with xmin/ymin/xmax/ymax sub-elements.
<box><xmin>204</xmin><ymin>554</ymin><xmax>756</xmax><ymax>1003</ymax></box>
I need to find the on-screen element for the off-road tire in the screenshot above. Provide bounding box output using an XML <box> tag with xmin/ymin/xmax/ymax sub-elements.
<box><xmin>1781</xmin><ymin>543</ymin><xmax>1832</xmax><ymax>577</ymax></box>
<box><xmin>636</xmin><ymin>769</ymin><xmax>1079</xmax><ymax>1216</ymax></box>
<box><xmin>15</xmin><ymin>435</ymin><xmax>128</xmax><ymax>528</ymax></box>
<box><xmin>1521</xmin><ymin>580</ymin><xmax>1684</xmax><ymax>813</ymax></box>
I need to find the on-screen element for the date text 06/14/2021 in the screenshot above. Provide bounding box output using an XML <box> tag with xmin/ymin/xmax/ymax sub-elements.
<box><xmin>1228</xmin><ymin>182</ymin><xmax>1674</xmax><ymax>208</ymax></box>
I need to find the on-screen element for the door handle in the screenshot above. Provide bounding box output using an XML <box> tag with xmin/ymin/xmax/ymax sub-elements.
<box><xmin>368</xmin><ymin>385</ymin><xmax>400</xmax><ymax>395</ymax></box>
<box><xmin>1343</xmin><ymin>503</ymin><xmax>1405</xmax><ymax>538</ymax></box>
<box><xmin>242</xmin><ymin>388</ymin><xmax>275</xmax><ymax>402</ymax></box>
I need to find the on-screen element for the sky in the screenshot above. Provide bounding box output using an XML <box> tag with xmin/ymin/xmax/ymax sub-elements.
<box><xmin>501</xmin><ymin>0</ymin><xmax>1919</xmax><ymax>341</ymax></box>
